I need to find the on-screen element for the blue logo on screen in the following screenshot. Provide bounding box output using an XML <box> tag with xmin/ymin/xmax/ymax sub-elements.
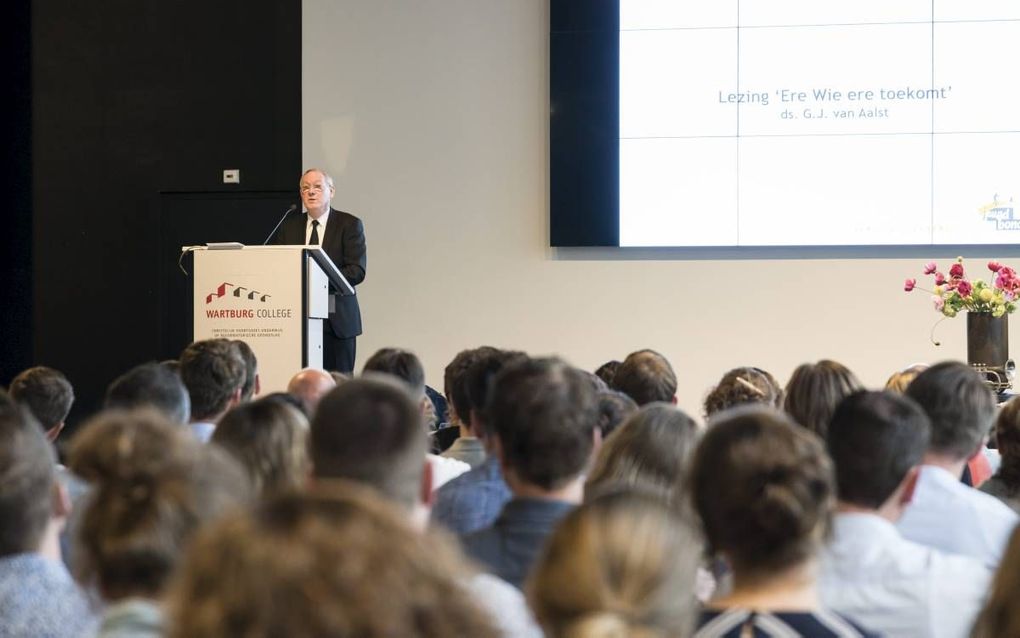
<box><xmin>980</xmin><ymin>195</ymin><xmax>1018</xmax><ymax>231</ymax></box>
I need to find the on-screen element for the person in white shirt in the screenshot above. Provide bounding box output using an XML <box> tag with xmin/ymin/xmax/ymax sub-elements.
<box><xmin>819</xmin><ymin>390</ymin><xmax>993</xmax><ymax>638</ymax></box>
<box><xmin>897</xmin><ymin>362</ymin><xmax>1018</xmax><ymax>566</ymax></box>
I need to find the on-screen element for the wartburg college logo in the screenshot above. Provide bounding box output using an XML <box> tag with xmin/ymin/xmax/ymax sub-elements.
<box><xmin>204</xmin><ymin>282</ymin><xmax>293</xmax><ymax>320</ymax></box>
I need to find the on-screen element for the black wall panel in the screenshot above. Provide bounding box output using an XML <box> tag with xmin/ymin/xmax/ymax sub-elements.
<box><xmin>30</xmin><ymin>0</ymin><xmax>301</xmax><ymax>425</ymax></box>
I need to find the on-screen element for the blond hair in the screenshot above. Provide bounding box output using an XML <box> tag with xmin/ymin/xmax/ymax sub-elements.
<box><xmin>528</xmin><ymin>490</ymin><xmax>700</xmax><ymax>638</ymax></box>
<box><xmin>168</xmin><ymin>482</ymin><xmax>499</xmax><ymax>638</ymax></box>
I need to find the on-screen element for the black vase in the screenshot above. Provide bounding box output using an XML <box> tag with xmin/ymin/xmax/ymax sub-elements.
<box><xmin>967</xmin><ymin>312</ymin><xmax>1009</xmax><ymax>368</ymax></box>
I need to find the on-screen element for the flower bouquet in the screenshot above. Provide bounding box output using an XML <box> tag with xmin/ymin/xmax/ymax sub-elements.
<box><xmin>904</xmin><ymin>257</ymin><xmax>1019</xmax><ymax>318</ymax></box>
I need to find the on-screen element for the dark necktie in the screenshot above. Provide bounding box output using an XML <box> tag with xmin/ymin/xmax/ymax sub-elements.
<box><xmin>310</xmin><ymin>219</ymin><xmax>320</xmax><ymax>245</ymax></box>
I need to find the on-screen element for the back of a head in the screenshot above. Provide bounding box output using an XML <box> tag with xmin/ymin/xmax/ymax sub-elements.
<box><xmin>704</xmin><ymin>366</ymin><xmax>783</xmax><ymax>419</ymax></box>
<box><xmin>690</xmin><ymin>407</ymin><xmax>834</xmax><ymax>578</ymax></box>
<box><xmin>528</xmin><ymin>490</ymin><xmax>700</xmax><ymax>638</ymax></box>
<box><xmin>612</xmin><ymin>349</ymin><xmax>677</xmax><ymax>406</ymax></box>
<box><xmin>9</xmin><ymin>365</ymin><xmax>74</xmax><ymax>432</ymax></box>
<box><xmin>595</xmin><ymin>390</ymin><xmax>638</xmax><ymax>439</ymax></box>
<box><xmin>444</xmin><ymin>346</ymin><xmax>500</xmax><ymax>425</ymax></box>
<box><xmin>212</xmin><ymin>398</ymin><xmax>309</xmax><ymax>497</ymax></box>
<box><xmin>179</xmin><ymin>339</ymin><xmax>246</xmax><ymax>421</ymax></box>
<box><xmin>310</xmin><ymin>377</ymin><xmax>426</xmax><ymax>508</ymax></box>
<box><xmin>168</xmin><ymin>484</ymin><xmax>499</xmax><ymax>638</ymax></box>
<box><xmin>69</xmin><ymin>409</ymin><xmax>251</xmax><ymax>600</ymax></box>
<box><xmin>586</xmin><ymin>403</ymin><xmax>699</xmax><ymax>504</ymax></box>
<box><xmin>593</xmin><ymin>360</ymin><xmax>621</xmax><ymax>388</ymax></box>
<box><xmin>0</xmin><ymin>396</ymin><xmax>56</xmax><ymax>556</ymax></box>
<box><xmin>363</xmin><ymin>347</ymin><xmax>426</xmax><ymax>397</ymax></box>
<box><xmin>466</xmin><ymin>348</ymin><xmax>528</xmax><ymax>436</ymax></box>
<box><xmin>105</xmin><ymin>362</ymin><xmax>191</xmax><ymax>424</ymax></box>
<box><xmin>885</xmin><ymin>363</ymin><xmax>928</xmax><ymax>394</ymax></box>
<box><xmin>487</xmin><ymin>357</ymin><xmax>598</xmax><ymax>490</ymax></box>
<box><xmin>783</xmin><ymin>359</ymin><xmax>862</xmax><ymax>438</ymax></box>
<box><xmin>231</xmin><ymin>340</ymin><xmax>259</xmax><ymax>401</ymax></box>
<box><xmin>827</xmin><ymin>391</ymin><xmax>931</xmax><ymax>509</ymax></box>
<box><xmin>994</xmin><ymin>398</ymin><xmax>1020</xmax><ymax>490</ymax></box>
<box><xmin>906</xmin><ymin>361</ymin><xmax>995</xmax><ymax>460</ymax></box>
<box><xmin>286</xmin><ymin>368</ymin><xmax>336</xmax><ymax>416</ymax></box>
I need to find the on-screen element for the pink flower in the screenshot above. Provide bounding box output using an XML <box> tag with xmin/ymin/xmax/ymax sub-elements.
<box><xmin>988</xmin><ymin>261</ymin><xmax>1003</xmax><ymax>272</ymax></box>
<box><xmin>958</xmin><ymin>280</ymin><xmax>973</xmax><ymax>297</ymax></box>
<box><xmin>949</xmin><ymin>263</ymin><xmax>965</xmax><ymax>279</ymax></box>
<box><xmin>904</xmin><ymin>278</ymin><xmax>916</xmax><ymax>292</ymax></box>
<box><xmin>935</xmin><ymin>272</ymin><xmax>947</xmax><ymax>285</ymax></box>
<box><xmin>924</xmin><ymin>261</ymin><xmax>938</xmax><ymax>275</ymax></box>
<box><xmin>933</xmin><ymin>297</ymin><xmax>945</xmax><ymax>311</ymax></box>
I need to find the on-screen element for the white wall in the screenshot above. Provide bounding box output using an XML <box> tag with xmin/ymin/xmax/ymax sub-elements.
<box><xmin>303</xmin><ymin>1</ymin><xmax>1017</xmax><ymax>418</ymax></box>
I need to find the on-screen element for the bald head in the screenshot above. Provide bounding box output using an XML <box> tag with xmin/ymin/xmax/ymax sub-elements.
<box><xmin>287</xmin><ymin>369</ymin><xmax>336</xmax><ymax>415</ymax></box>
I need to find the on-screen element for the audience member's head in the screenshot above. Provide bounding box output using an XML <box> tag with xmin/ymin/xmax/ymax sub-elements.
<box><xmin>783</xmin><ymin>359</ymin><xmax>862</xmax><ymax>438</ymax></box>
<box><xmin>310</xmin><ymin>377</ymin><xmax>426</xmax><ymax>508</ymax></box>
<box><xmin>487</xmin><ymin>357</ymin><xmax>598</xmax><ymax>493</ymax></box>
<box><xmin>992</xmin><ymin>397</ymin><xmax>1020</xmax><ymax>492</ymax></box>
<box><xmin>528</xmin><ymin>490</ymin><xmax>700</xmax><ymax>638</ymax></box>
<box><xmin>0</xmin><ymin>395</ymin><xmax>59</xmax><ymax>557</ymax></box>
<box><xmin>465</xmin><ymin>348</ymin><xmax>528</xmax><ymax>439</ymax></box>
<box><xmin>595</xmin><ymin>390</ymin><xmax>638</xmax><ymax>440</ymax></box>
<box><xmin>703</xmin><ymin>366</ymin><xmax>783</xmax><ymax>418</ymax></box>
<box><xmin>444</xmin><ymin>347</ymin><xmax>499</xmax><ymax>427</ymax></box>
<box><xmin>586</xmin><ymin>403</ymin><xmax>699</xmax><ymax>505</ymax></box>
<box><xmin>884</xmin><ymin>363</ymin><xmax>928</xmax><ymax>394</ymax></box>
<box><xmin>363</xmin><ymin>347</ymin><xmax>426</xmax><ymax>398</ymax></box>
<box><xmin>612</xmin><ymin>349</ymin><xmax>677</xmax><ymax>406</ymax></box>
<box><xmin>105</xmin><ymin>362</ymin><xmax>191</xmax><ymax>424</ymax></box>
<box><xmin>593</xmin><ymin>360</ymin><xmax>621</xmax><ymax>388</ymax></box>
<box><xmin>212</xmin><ymin>398</ymin><xmax>310</xmax><ymax>497</ymax></box>
<box><xmin>261</xmin><ymin>391</ymin><xmax>311</xmax><ymax>417</ymax></box>
<box><xmin>69</xmin><ymin>410</ymin><xmax>250</xmax><ymax>601</ymax></box>
<box><xmin>827</xmin><ymin>391</ymin><xmax>930</xmax><ymax>514</ymax></box>
<box><xmin>971</xmin><ymin>525</ymin><xmax>1020</xmax><ymax>638</ymax></box>
<box><xmin>286</xmin><ymin>368</ymin><xmax>336</xmax><ymax>415</ymax></box>
<box><xmin>168</xmin><ymin>484</ymin><xmax>499</xmax><ymax>638</ymax></box>
<box><xmin>231</xmin><ymin>340</ymin><xmax>260</xmax><ymax>401</ymax></box>
<box><xmin>690</xmin><ymin>407</ymin><xmax>834</xmax><ymax>582</ymax></box>
<box><xmin>179</xmin><ymin>339</ymin><xmax>246</xmax><ymax>423</ymax></box>
<box><xmin>9</xmin><ymin>366</ymin><xmax>74</xmax><ymax>440</ymax></box>
<box><xmin>906</xmin><ymin>361</ymin><xmax>996</xmax><ymax>462</ymax></box>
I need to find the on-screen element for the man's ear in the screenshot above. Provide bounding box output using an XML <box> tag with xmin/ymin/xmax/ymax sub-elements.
<box><xmin>254</xmin><ymin>373</ymin><xmax>262</xmax><ymax>398</ymax></box>
<box><xmin>670</xmin><ymin>395</ymin><xmax>678</xmax><ymax>405</ymax></box>
<box><xmin>420</xmin><ymin>460</ymin><xmax>436</xmax><ymax>508</ymax></box>
<box><xmin>898</xmin><ymin>466</ymin><xmax>921</xmax><ymax>507</ymax></box>
<box><xmin>45</xmin><ymin>422</ymin><xmax>64</xmax><ymax>443</ymax></box>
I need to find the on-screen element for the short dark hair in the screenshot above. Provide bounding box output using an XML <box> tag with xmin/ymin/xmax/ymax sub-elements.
<box><xmin>0</xmin><ymin>396</ymin><xmax>55</xmax><ymax>556</ymax></box>
<box><xmin>231</xmin><ymin>340</ymin><xmax>259</xmax><ymax>402</ymax></box>
<box><xmin>486</xmin><ymin>358</ymin><xmax>598</xmax><ymax>490</ymax></box>
<box><xmin>594</xmin><ymin>360</ymin><xmax>621</xmax><ymax>387</ymax></box>
<box><xmin>906</xmin><ymin>361</ymin><xmax>996</xmax><ymax>460</ymax></box>
<box><xmin>689</xmin><ymin>407</ymin><xmax>834</xmax><ymax>577</ymax></box>
<box><xmin>465</xmin><ymin>349</ymin><xmax>528</xmax><ymax>436</ymax></box>
<box><xmin>992</xmin><ymin>398</ymin><xmax>1020</xmax><ymax>491</ymax></box>
<box><xmin>827</xmin><ymin>391</ymin><xmax>931</xmax><ymax>509</ymax></box>
<box><xmin>443</xmin><ymin>347</ymin><xmax>500</xmax><ymax>424</ymax></box>
<box><xmin>612</xmin><ymin>350</ymin><xmax>677</xmax><ymax>406</ymax></box>
<box><xmin>783</xmin><ymin>360</ymin><xmax>862</xmax><ymax>438</ymax></box>
<box><xmin>596</xmin><ymin>390</ymin><xmax>639</xmax><ymax>439</ymax></box>
<box><xmin>179</xmin><ymin>339</ymin><xmax>246</xmax><ymax>421</ymax></box>
<box><xmin>9</xmin><ymin>366</ymin><xmax>74</xmax><ymax>431</ymax></box>
<box><xmin>105</xmin><ymin>362</ymin><xmax>191</xmax><ymax>424</ymax></box>
<box><xmin>363</xmin><ymin>348</ymin><xmax>426</xmax><ymax>397</ymax></box>
<box><xmin>310</xmin><ymin>377</ymin><xmax>426</xmax><ymax>507</ymax></box>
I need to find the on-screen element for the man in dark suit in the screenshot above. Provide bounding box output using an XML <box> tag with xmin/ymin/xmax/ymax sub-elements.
<box><xmin>271</xmin><ymin>168</ymin><xmax>366</xmax><ymax>373</ymax></box>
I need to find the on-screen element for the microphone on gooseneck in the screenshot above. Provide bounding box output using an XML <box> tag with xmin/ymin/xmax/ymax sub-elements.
<box><xmin>263</xmin><ymin>204</ymin><xmax>298</xmax><ymax>245</ymax></box>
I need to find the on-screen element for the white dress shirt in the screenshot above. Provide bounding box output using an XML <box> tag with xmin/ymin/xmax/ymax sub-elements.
<box><xmin>820</xmin><ymin>513</ymin><xmax>992</xmax><ymax>638</ymax></box>
<box><xmin>897</xmin><ymin>464</ymin><xmax>1018</xmax><ymax>567</ymax></box>
<box><xmin>305</xmin><ymin>209</ymin><xmax>330</xmax><ymax>245</ymax></box>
